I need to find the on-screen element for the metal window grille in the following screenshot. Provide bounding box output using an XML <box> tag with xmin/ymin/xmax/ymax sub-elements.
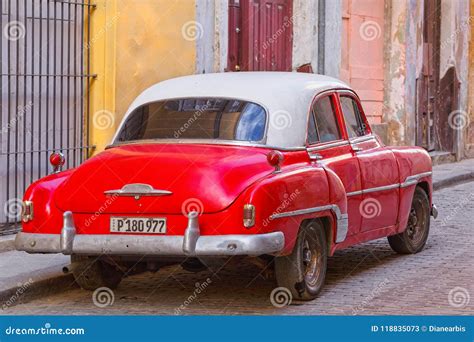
<box><xmin>1</xmin><ymin>0</ymin><xmax>95</xmax><ymax>233</ymax></box>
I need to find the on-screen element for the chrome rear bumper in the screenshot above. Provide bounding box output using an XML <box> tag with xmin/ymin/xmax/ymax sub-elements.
<box><xmin>15</xmin><ymin>211</ymin><xmax>285</xmax><ymax>257</ymax></box>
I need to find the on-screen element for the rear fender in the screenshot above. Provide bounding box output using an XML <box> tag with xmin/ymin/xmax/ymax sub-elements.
<box><xmin>245</xmin><ymin>165</ymin><xmax>347</xmax><ymax>255</ymax></box>
<box><xmin>391</xmin><ymin>147</ymin><xmax>433</xmax><ymax>233</ymax></box>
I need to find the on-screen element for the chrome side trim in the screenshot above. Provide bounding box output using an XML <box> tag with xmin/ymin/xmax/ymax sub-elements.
<box><xmin>270</xmin><ymin>204</ymin><xmax>348</xmax><ymax>243</ymax></box>
<box><xmin>104</xmin><ymin>183</ymin><xmax>173</xmax><ymax>197</ymax></box>
<box><xmin>306</xmin><ymin>140</ymin><xmax>350</xmax><ymax>152</ymax></box>
<box><xmin>347</xmin><ymin>171</ymin><xmax>433</xmax><ymax>196</ymax></box>
<box><xmin>362</xmin><ymin>183</ymin><xmax>400</xmax><ymax>194</ymax></box>
<box><xmin>400</xmin><ymin>171</ymin><xmax>433</xmax><ymax>188</ymax></box>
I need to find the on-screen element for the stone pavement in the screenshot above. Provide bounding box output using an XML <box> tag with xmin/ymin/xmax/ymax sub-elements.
<box><xmin>3</xmin><ymin>181</ymin><xmax>473</xmax><ymax>315</ymax></box>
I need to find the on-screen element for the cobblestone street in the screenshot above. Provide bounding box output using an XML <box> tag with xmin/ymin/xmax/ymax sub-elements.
<box><xmin>4</xmin><ymin>181</ymin><xmax>474</xmax><ymax>315</ymax></box>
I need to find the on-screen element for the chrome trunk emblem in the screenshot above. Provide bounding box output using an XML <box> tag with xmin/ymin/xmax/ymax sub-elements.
<box><xmin>104</xmin><ymin>183</ymin><xmax>172</xmax><ymax>199</ymax></box>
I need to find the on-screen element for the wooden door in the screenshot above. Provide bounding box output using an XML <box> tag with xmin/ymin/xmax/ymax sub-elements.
<box><xmin>227</xmin><ymin>0</ymin><xmax>293</xmax><ymax>72</ymax></box>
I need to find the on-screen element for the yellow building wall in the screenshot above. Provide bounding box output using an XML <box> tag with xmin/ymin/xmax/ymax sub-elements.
<box><xmin>88</xmin><ymin>0</ymin><xmax>196</xmax><ymax>154</ymax></box>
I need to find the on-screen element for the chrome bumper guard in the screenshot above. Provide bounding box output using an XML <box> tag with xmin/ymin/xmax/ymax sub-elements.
<box><xmin>431</xmin><ymin>204</ymin><xmax>438</xmax><ymax>219</ymax></box>
<box><xmin>15</xmin><ymin>211</ymin><xmax>285</xmax><ymax>257</ymax></box>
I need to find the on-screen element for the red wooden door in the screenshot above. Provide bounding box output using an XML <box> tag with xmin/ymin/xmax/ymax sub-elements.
<box><xmin>228</xmin><ymin>0</ymin><xmax>293</xmax><ymax>72</ymax></box>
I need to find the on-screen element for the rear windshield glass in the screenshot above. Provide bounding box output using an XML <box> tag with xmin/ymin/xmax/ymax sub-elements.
<box><xmin>115</xmin><ymin>98</ymin><xmax>267</xmax><ymax>143</ymax></box>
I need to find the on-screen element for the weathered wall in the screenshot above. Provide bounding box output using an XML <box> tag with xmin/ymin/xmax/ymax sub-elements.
<box><xmin>439</xmin><ymin>0</ymin><xmax>470</xmax><ymax>159</ymax></box>
<box><xmin>196</xmin><ymin>0</ymin><xmax>228</xmax><ymax>73</ymax></box>
<box><xmin>292</xmin><ymin>0</ymin><xmax>341</xmax><ymax>77</ymax></box>
<box><xmin>89</xmin><ymin>0</ymin><xmax>196</xmax><ymax>153</ymax></box>
<box><xmin>468</xmin><ymin>0</ymin><xmax>474</xmax><ymax>158</ymax></box>
<box><xmin>341</xmin><ymin>0</ymin><xmax>385</xmax><ymax>126</ymax></box>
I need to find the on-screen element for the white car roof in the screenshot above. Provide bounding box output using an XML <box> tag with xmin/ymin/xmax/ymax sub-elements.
<box><xmin>115</xmin><ymin>72</ymin><xmax>352</xmax><ymax>149</ymax></box>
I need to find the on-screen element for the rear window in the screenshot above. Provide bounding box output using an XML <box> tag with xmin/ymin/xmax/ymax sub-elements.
<box><xmin>116</xmin><ymin>98</ymin><xmax>267</xmax><ymax>143</ymax></box>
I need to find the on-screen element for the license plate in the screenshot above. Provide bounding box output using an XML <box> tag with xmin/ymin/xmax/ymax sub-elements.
<box><xmin>110</xmin><ymin>217</ymin><xmax>167</xmax><ymax>234</ymax></box>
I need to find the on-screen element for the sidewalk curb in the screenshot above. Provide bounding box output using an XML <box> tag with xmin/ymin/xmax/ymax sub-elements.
<box><xmin>0</xmin><ymin>273</ymin><xmax>78</xmax><ymax>311</ymax></box>
<box><xmin>433</xmin><ymin>171</ymin><xmax>474</xmax><ymax>191</ymax></box>
<box><xmin>0</xmin><ymin>236</ymin><xmax>15</xmax><ymax>253</ymax></box>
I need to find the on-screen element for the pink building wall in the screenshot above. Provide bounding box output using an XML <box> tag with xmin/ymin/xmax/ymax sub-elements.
<box><xmin>340</xmin><ymin>0</ymin><xmax>385</xmax><ymax>125</ymax></box>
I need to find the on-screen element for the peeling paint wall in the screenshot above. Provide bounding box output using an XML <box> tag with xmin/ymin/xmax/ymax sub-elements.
<box><xmin>292</xmin><ymin>0</ymin><xmax>341</xmax><ymax>77</ymax></box>
<box><xmin>292</xmin><ymin>0</ymin><xmax>319</xmax><ymax>71</ymax></box>
<box><xmin>341</xmin><ymin>0</ymin><xmax>385</xmax><ymax>127</ymax></box>
<box><xmin>383</xmin><ymin>0</ymin><xmax>407</xmax><ymax>145</ymax></box>
<box><xmin>439</xmin><ymin>0</ymin><xmax>470</xmax><ymax>159</ymax></box>
<box><xmin>468</xmin><ymin>0</ymin><xmax>474</xmax><ymax>158</ymax></box>
<box><xmin>196</xmin><ymin>0</ymin><xmax>228</xmax><ymax>73</ymax></box>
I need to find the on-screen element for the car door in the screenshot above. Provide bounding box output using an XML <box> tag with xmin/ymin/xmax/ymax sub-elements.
<box><xmin>337</xmin><ymin>91</ymin><xmax>400</xmax><ymax>231</ymax></box>
<box><xmin>306</xmin><ymin>91</ymin><xmax>363</xmax><ymax>238</ymax></box>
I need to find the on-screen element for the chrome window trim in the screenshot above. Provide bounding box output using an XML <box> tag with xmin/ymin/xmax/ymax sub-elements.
<box><xmin>347</xmin><ymin>171</ymin><xmax>433</xmax><ymax>196</ymax></box>
<box><xmin>270</xmin><ymin>204</ymin><xmax>348</xmax><ymax>243</ymax></box>
<box><xmin>306</xmin><ymin>140</ymin><xmax>350</xmax><ymax>152</ymax></box>
<box><xmin>106</xmin><ymin>139</ymin><xmax>307</xmax><ymax>152</ymax></box>
<box><xmin>349</xmin><ymin>134</ymin><xmax>376</xmax><ymax>145</ymax></box>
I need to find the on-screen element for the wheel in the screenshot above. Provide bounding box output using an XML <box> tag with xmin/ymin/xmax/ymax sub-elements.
<box><xmin>71</xmin><ymin>255</ymin><xmax>123</xmax><ymax>291</ymax></box>
<box><xmin>274</xmin><ymin>221</ymin><xmax>328</xmax><ymax>301</ymax></box>
<box><xmin>388</xmin><ymin>186</ymin><xmax>430</xmax><ymax>254</ymax></box>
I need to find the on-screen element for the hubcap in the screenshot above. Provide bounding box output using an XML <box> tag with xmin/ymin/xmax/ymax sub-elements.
<box><xmin>302</xmin><ymin>236</ymin><xmax>322</xmax><ymax>287</ymax></box>
<box><xmin>406</xmin><ymin>199</ymin><xmax>427</xmax><ymax>246</ymax></box>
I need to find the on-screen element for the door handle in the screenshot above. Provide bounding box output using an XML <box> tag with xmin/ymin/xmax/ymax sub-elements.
<box><xmin>351</xmin><ymin>146</ymin><xmax>362</xmax><ymax>152</ymax></box>
<box><xmin>309</xmin><ymin>153</ymin><xmax>323</xmax><ymax>161</ymax></box>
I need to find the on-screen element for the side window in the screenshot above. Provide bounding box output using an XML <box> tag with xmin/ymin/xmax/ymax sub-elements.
<box><xmin>313</xmin><ymin>96</ymin><xmax>342</xmax><ymax>143</ymax></box>
<box><xmin>340</xmin><ymin>96</ymin><xmax>367</xmax><ymax>138</ymax></box>
<box><xmin>307</xmin><ymin>112</ymin><xmax>319</xmax><ymax>145</ymax></box>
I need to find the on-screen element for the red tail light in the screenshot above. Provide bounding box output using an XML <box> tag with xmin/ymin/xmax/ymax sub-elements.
<box><xmin>50</xmin><ymin>152</ymin><xmax>65</xmax><ymax>173</ymax></box>
<box><xmin>267</xmin><ymin>150</ymin><xmax>284</xmax><ymax>172</ymax></box>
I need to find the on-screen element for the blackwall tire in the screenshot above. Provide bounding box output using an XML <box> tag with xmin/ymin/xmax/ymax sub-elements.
<box><xmin>274</xmin><ymin>221</ymin><xmax>328</xmax><ymax>301</ymax></box>
<box><xmin>388</xmin><ymin>186</ymin><xmax>430</xmax><ymax>254</ymax></box>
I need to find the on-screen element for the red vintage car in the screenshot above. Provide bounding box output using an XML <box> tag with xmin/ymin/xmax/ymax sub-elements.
<box><xmin>15</xmin><ymin>72</ymin><xmax>437</xmax><ymax>300</ymax></box>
